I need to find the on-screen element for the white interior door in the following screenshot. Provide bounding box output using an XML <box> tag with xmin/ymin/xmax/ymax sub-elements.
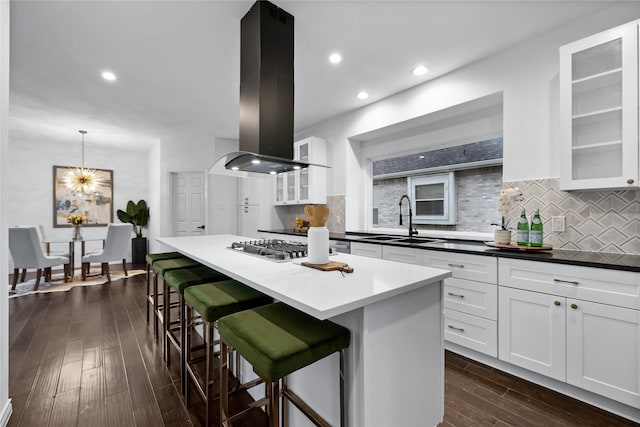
<box><xmin>172</xmin><ymin>172</ymin><xmax>206</xmax><ymax>237</ymax></box>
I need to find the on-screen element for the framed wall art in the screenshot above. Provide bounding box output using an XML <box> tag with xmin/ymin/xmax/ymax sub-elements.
<box><xmin>53</xmin><ymin>165</ymin><xmax>114</xmax><ymax>227</ymax></box>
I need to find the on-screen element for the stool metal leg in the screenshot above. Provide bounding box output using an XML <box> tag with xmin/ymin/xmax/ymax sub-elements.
<box><xmin>184</xmin><ymin>303</ymin><xmax>193</xmax><ymax>407</ymax></box>
<box><xmin>179</xmin><ymin>293</ymin><xmax>187</xmax><ymax>397</ymax></box>
<box><xmin>268</xmin><ymin>379</ymin><xmax>280</xmax><ymax>427</ymax></box>
<box><xmin>146</xmin><ymin>264</ymin><xmax>151</xmax><ymax>324</ymax></box>
<box><xmin>340</xmin><ymin>349</ymin><xmax>347</xmax><ymax>427</ymax></box>
<box><xmin>220</xmin><ymin>338</ymin><xmax>230</xmax><ymax>427</ymax></box>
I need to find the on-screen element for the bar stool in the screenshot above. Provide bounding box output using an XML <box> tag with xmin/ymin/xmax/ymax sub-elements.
<box><xmin>152</xmin><ymin>257</ymin><xmax>202</xmax><ymax>344</ymax></box>
<box><xmin>145</xmin><ymin>252</ymin><xmax>184</xmax><ymax>326</ymax></box>
<box><xmin>218</xmin><ymin>302</ymin><xmax>351</xmax><ymax>427</ymax></box>
<box><xmin>163</xmin><ymin>265</ymin><xmax>229</xmax><ymax>396</ymax></box>
<box><xmin>183</xmin><ymin>281</ymin><xmax>273</xmax><ymax>426</ymax></box>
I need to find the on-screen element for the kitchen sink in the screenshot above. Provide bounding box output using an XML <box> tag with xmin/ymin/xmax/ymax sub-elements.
<box><xmin>393</xmin><ymin>237</ymin><xmax>443</xmax><ymax>244</ymax></box>
<box><xmin>357</xmin><ymin>235</ymin><xmax>403</xmax><ymax>241</ymax></box>
<box><xmin>357</xmin><ymin>235</ymin><xmax>443</xmax><ymax>245</ymax></box>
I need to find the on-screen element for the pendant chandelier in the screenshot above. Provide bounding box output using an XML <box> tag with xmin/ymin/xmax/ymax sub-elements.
<box><xmin>64</xmin><ymin>130</ymin><xmax>103</xmax><ymax>195</ymax></box>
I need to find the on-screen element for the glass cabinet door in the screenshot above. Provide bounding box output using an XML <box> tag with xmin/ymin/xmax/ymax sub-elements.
<box><xmin>275</xmin><ymin>173</ymin><xmax>285</xmax><ymax>203</ymax></box>
<box><xmin>297</xmin><ymin>141</ymin><xmax>310</xmax><ymax>202</ymax></box>
<box><xmin>560</xmin><ymin>21</ymin><xmax>638</xmax><ymax>190</ymax></box>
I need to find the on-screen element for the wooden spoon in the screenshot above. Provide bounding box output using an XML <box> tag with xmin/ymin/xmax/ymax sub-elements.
<box><xmin>304</xmin><ymin>204</ymin><xmax>330</xmax><ymax>227</ymax></box>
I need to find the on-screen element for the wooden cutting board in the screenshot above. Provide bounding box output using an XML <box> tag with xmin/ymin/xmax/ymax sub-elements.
<box><xmin>301</xmin><ymin>261</ymin><xmax>354</xmax><ymax>273</ymax></box>
<box><xmin>484</xmin><ymin>242</ymin><xmax>553</xmax><ymax>251</ymax></box>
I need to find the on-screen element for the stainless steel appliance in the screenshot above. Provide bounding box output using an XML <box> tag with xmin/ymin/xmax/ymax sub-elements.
<box><xmin>229</xmin><ymin>239</ymin><xmax>308</xmax><ymax>261</ymax></box>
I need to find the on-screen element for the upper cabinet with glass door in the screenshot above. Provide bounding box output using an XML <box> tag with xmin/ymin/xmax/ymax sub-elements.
<box><xmin>273</xmin><ymin>137</ymin><xmax>327</xmax><ymax>205</ymax></box>
<box><xmin>559</xmin><ymin>20</ymin><xmax>639</xmax><ymax>190</ymax></box>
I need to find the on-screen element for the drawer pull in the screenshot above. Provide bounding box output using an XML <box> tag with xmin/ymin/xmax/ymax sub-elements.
<box><xmin>553</xmin><ymin>278</ymin><xmax>579</xmax><ymax>285</ymax></box>
<box><xmin>448</xmin><ymin>325</ymin><xmax>465</xmax><ymax>332</ymax></box>
<box><xmin>447</xmin><ymin>263</ymin><xmax>465</xmax><ymax>268</ymax></box>
<box><xmin>447</xmin><ymin>292</ymin><xmax>465</xmax><ymax>299</ymax></box>
<box><xmin>554</xmin><ymin>300</ymin><xmax>561</xmax><ymax>306</ymax></box>
<box><xmin>571</xmin><ymin>303</ymin><xmax>578</xmax><ymax>309</ymax></box>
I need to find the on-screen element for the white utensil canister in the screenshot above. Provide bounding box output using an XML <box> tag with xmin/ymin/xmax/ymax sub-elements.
<box><xmin>307</xmin><ymin>226</ymin><xmax>329</xmax><ymax>264</ymax></box>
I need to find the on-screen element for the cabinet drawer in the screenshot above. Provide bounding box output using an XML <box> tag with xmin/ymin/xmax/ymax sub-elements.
<box><xmin>427</xmin><ymin>251</ymin><xmax>497</xmax><ymax>284</ymax></box>
<box><xmin>350</xmin><ymin>242</ymin><xmax>382</xmax><ymax>259</ymax></box>
<box><xmin>382</xmin><ymin>245</ymin><xmax>425</xmax><ymax>265</ymax></box>
<box><xmin>444</xmin><ymin>277</ymin><xmax>497</xmax><ymax>320</ymax></box>
<box><xmin>499</xmin><ymin>258</ymin><xmax>640</xmax><ymax>309</ymax></box>
<box><xmin>443</xmin><ymin>308</ymin><xmax>497</xmax><ymax>357</ymax></box>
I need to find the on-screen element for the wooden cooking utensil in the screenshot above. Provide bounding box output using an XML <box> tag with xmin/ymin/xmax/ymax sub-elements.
<box><xmin>304</xmin><ymin>204</ymin><xmax>330</xmax><ymax>227</ymax></box>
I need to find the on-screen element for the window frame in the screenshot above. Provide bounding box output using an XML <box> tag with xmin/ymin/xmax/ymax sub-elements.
<box><xmin>408</xmin><ymin>172</ymin><xmax>456</xmax><ymax>225</ymax></box>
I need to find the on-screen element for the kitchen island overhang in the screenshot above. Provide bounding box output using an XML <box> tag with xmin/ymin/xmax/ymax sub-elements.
<box><xmin>157</xmin><ymin>234</ymin><xmax>451</xmax><ymax>427</ymax></box>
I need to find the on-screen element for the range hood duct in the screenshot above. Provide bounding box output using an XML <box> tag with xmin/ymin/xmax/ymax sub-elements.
<box><xmin>223</xmin><ymin>0</ymin><xmax>328</xmax><ymax>174</ymax></box>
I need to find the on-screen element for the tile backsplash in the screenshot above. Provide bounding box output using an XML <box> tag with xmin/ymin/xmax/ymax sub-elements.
<box><xmin>275</xmin><ymin>195</ymin><xmax>346</xmax><ymax>234</ymax></box>
<box><xmin>504</xmin><ymin>178</ymin><xmax>640</xmax><ymax>255</ymax></box>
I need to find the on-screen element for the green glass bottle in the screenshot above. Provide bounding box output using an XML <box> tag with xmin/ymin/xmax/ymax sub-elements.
<box><xmin>530</xmin><ymin>209</ymin><xmax>543</xmax><ymax>247</ymax></box>
<box><xmin>516</xmin><ymin>209</ymin><xmax>529</xmax><ymax>246</ymax></box>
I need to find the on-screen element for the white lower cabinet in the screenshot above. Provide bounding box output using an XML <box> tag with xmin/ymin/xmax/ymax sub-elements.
<box><xmin>499</xmin><ymin>258</ymin><xmax>640</xmax><ymax>409</ymax></box>
<box><xmin>444</xmin><ymin>308</ymin><xmax>497</xmax><ymax>357</ymax></box>
<box><xmin>566</xmin><ymin>299</ymin><xmax>640</xmax><ymax>408</ymax></box>
<box><xmin>498</xmin><ymin>287</ymin><xmax>566</xmax><ymax>381</ymax></box>
<box><xmin>382</xmin><ymin>245</ymin><xmax>425</xmax><ymax>264</ymax></box>
<box><xmin>350</xmin><ymin>242</ymin><xmax>382</xmax><ymax>259</ymax></box>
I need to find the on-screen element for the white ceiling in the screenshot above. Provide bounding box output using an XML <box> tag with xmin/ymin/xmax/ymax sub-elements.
<box><xmin>9</xmin><ymin>0</ymin><xmax>616</xmax><ymax>151</ymax></box>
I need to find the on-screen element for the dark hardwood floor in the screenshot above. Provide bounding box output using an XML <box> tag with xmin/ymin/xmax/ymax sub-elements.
<box><xmin>7</xmin><ymin>269</ymin><xmax>638</xmax><ymax>427</ymax></box>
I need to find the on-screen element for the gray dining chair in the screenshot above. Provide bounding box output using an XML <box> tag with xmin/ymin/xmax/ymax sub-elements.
<box><xmin>81</xmin><ymin>223</ymin><xmax>133</xmax><ymax>283</ymax></box>
<box><xmin>8</xmin><ymin>226</ymin><xmax>70</xmax><ymax>291</ymax></box>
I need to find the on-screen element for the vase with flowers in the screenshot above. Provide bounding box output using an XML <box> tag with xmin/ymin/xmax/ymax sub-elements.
<box><xmin>491</xmin><ymin>187</ymin><xmax>523</xmax><ymax>244</ymax></box>
<box><xmin>67</xmin><ymin>214</ymin><xmax>88</xmax><ymax>241</ymax></box>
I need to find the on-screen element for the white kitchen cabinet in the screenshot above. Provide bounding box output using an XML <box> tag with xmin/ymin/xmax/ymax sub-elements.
<box><xmin>498</xmin><ymin>286</ymin><xmax>567</xmax><ymax>381</ymax></box>
<box><xmin>274</xmin><ymin>137</ymin><xmax>327</xmax><ymax>205</ymax></box>
<box><xmin>567</xmin><ymin>299</ymin><xmax>640</xmax><ymax>408</ymax></box>
<box><xmin>382</xmin><ymin>245</ymin><xmax>426</xmax><ymax>265</ymax></box>
<box><xmin>238</xmin><ymin>204</ymin><xmax>259</xmax><ymax>238</ymax></box>
<box><xmin>559</xmin><ymin>20</ymin><xmax>639</xmax><ymax>190</ymax></box>
<box><xmin>499</xmin><ymin>258</ymin><xmax>640</xmax><ymax>407</ymax></box>
<box><xmin>238</xmin><ymin>177</ymin><xmax>261</xmax><ymax>238</ymax></box>
<box><xmin>350</xmin><ymin>242</ymin><xmax>382</xmax><ymax>259</ymax></box>
<box><xmin>427</xmin><ymin>251</ymin><xmax>498</xmax><ymax>357</ymax></box>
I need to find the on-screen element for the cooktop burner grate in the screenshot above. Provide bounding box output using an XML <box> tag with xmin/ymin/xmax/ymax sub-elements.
<box><xmin>229</xmin><ymin>239</ymin><xmax>308</xmax><ymax>261</ymax></box>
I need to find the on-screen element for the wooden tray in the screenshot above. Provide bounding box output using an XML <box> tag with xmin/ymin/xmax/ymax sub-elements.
<box><xmin>293</xmin><ymin>227</ymin><xmax>308</xmax><ymax>233</ymax></box>
<box><xmin>484</xmin><ymin>242</ymin><xmax>553</xmax><ymax>251</ymax></box>
<box><xmin>301</xmin><ymin>261</ymin><xmax>354</xmax><ymax>273</ymax></box>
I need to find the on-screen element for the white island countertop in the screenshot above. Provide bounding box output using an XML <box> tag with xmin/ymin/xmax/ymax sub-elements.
<box><xmin>157</xmin><ymin>234</ymin><xmax>451</xmax><ymax>320</ymax></box>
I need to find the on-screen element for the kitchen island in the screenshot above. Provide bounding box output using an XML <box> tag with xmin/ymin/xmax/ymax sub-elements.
<box><xmin>157</xmin><ymin>234</ymin><xmax>451</xmax><ymax>427</ymax></box>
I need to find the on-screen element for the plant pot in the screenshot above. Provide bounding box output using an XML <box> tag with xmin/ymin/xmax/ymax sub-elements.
<box><xmin>131</xmin><ymin>237</ymin><xmax>148</xmax><ymax>265</ymax></box>
<box><xmin>494</xmin><ymin>230</ymin><xmax>512</xmax><ymax>245</ymax></box>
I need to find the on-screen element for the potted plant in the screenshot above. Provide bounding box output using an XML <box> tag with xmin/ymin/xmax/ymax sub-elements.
<box><xmin>117</xmin><ymin>199</ymin><xmax>150</xmax><ymax>264</ymax></box>
<box><xmin>491</xmin><ymin>187</ymin><xmax>523</xmax><ymax>245</ymax></box>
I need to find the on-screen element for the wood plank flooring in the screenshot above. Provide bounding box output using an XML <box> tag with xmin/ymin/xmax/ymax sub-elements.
<box><xmin>7</xmin><ymin>269</ymin><xmax>638</xmax><ymax>427</ymax></box>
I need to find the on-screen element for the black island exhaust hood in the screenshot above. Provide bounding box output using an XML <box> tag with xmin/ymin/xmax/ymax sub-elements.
<box><xmin>222</xmin><ymin>0</ymin><xmax>329</xmax><ymax>174</ymax></box>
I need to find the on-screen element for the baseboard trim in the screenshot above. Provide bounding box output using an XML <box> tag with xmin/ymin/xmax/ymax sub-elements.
<box><xmin>0</xmin><ymin>399</ymin><xmax>12</xmax><ymax>427</ymax></box>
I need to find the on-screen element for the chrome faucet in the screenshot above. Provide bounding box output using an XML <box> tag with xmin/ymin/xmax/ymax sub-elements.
<box><xmin>399</xmin><ymin>195</ymin><xmax>419</xmax><ymax>240</ymax></box>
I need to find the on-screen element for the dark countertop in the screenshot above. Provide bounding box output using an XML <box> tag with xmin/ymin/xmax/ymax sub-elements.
<box><xmin>258</xmin><ymin>229</ymin><xmax>640</xmax><ymax>273</ymax></box>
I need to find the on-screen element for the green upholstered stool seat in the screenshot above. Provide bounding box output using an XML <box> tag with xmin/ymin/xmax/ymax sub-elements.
<box><xmin>153</xmin><ymin>257</ymin><xmax>201</xmax><ymax>276</ymax></box>
<box><xmin>146</xmin><ymin>252</ymin><xmax>184</xmax><ymax>265</ymax></box>
<box><xmin>164</xmin><ymin>266</ymin><xmax>228</xmax><ymax>294</ymax></box>
<box><xmin>184</xmin><ymin>281</ymin><xmax>272</xmax><ymax>323</ymax></box>
<box><xmin>146</xmin><ymin>252</ymin><xmax>188</xmax><ymax>331</ymax></box>
<box><xmin>218</xmin><ymin>302</ymin><xmax>351</xmax><ymax>382</ymax></box>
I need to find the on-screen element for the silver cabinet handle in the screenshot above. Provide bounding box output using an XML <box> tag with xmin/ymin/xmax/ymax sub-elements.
<box><xmin>447</xmin><ymin>263</ymin><xmax>464</xmax><ymax>268</ymax></box>
<box><xmin>447</xmin><ymin>292</ymin><xmax>465</xmax><ymax>298</ymax></box>
<box><xmin>448</xmin><ymin>325</ymin><xmax>464</xmax><ymax>332</ymax></box>
<box><xmin>553</xmin><ymin>278</ymin><xmax>579</xmax><ymax>285</ymax></box>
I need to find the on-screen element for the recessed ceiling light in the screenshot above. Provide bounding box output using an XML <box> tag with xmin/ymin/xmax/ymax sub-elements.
<box><xmin>356</xmin><ymin>91</ymin><xmax>369</xmax><ymax>100</ymax></box>
<box><xmin>329</xmin><ymin>53</ymin><xmax>342</xmax><ymax>64</ymax></box>
<box><xmin>412</xmin><ymin>65</ymin><xmax>428</xmax><ymax>76</ymax></box>
<box><xmin>251</xmin><ymin>159</ymin><xmax>261</xmax><ymax>165</ymax></box>
<box><xmin>231</xmin><ymin>166</ymin><xmax>239</xmax><ymax>171</ymax></box>
<box><xmin>101</xmin><ymin>71</ymin><xmax>117</xmax><ymax>81</ymax></box>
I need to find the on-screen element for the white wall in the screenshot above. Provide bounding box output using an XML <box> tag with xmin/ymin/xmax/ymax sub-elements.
<box><xmin>295</xmin><ymin>3</ymin><xmax>640</xmax><ymax>231</ymax></box>
<box><xmin>6</xmin><ymin>133</ymin><xmax>150</xmax><ymax>261</ymax></box>
<box><xmin>0</xmin><ymin>0</ymin><xmax>11</xmax><ymax>423</ymax></box>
